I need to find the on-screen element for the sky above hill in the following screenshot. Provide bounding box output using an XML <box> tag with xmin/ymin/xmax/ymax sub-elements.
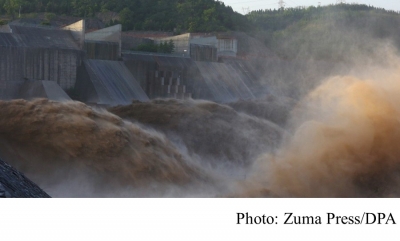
<box><xmin>221</xmin><ymin>0</ymin><xmax>400</xmax><ymax>14</ymax></box>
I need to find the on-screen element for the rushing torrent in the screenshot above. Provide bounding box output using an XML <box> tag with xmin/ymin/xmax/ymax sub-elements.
<box><xmin>0</xmin><ymin>98</ymin><xmax>285</xmax><ymax>197</ymax></box>
<box><xmin>246</xmin><ymin>70</ymin><xmax>400</xmax><ymax>197</ymax></box>
<box><xmin>2</xmin><ymin>64</ymin><xmax>400</xmax><ymax>197</ymax></box>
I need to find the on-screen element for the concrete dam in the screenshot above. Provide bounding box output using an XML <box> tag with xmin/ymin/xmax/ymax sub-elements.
<box><xmin>0</xmin><ymin>21</ymin><xmax>262</xmax><ymax>106</ymax></box>
<box><xmin>0</xmin><ymin>20</ymin><xmax>269</xmax><ymax>197</ymax></box>
<box><xmin>2</xmin><ymin>19</ymin><xmax>397</xmax><ymax>198</ymax></box>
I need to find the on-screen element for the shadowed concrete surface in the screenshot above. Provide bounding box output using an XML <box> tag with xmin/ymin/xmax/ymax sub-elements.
<box><xmin>0</xmin><ymin>158</ymin><xmax>50</xmax><ymax>198</ymax></box>
<box><xmin>19</xmin><ymin>80</ymin><xmax>72</xmax><ymax>101</ymax></box>
<box><xmin>85</xmin><ymin>24</ymin><xmax>122</xmax><ymax>59</ymax></box>
<box><xmin>76</xmin><ymin>59</ymin><xmax>149</xmax><ymax>105</ymax></box>
<box><xmin>8</xmin><ymin>24</ymin><xmax>80</xmax><ymax>49</ymax></box>
<box><xmin>194</xmin><ymin>61</ymin><xmax>255</xmax><ymax>102</ymax></box>
<box><xmin>0</xmin><ymin>25</ymin><xmax>84</xmax><ymax>92</ymax></box>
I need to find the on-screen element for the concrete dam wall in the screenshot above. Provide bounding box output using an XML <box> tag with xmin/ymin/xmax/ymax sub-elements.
<box><xmin>76</xmin><ymin>59</ymin><xmax>149</xmax><ymax>105</ymax></box>
<box><xmin>0</xmin><ymin>22</ymin><xmax>263</xmax><ymax>105</ymax></box>
<box><xmin>193</xmin><ymin>61</ymin><xmax>255</xmax><ymax>102</ymax></box>
<box><xmin>0</xmin><ymin>25</ymin><xmax>84</xmax><ymax>99</ymax></box>
<box><xmin>18</xmin><ymin>80</ymin><xmax>72</xmax><ymax>101</ymax></box>
<box><xmin>122</xmin><ymin>53</ymin><xmax>259</xmax><ymax>102</ymax></box>
<box><xmin>85</xmin><ymin>41</ymin><xmax>120</xmax><ymax>61</ymax></box>
<box><xmin>0</xmin><ymin>44</ymin><xmax>83</xmax><ymax>97</ymax></box>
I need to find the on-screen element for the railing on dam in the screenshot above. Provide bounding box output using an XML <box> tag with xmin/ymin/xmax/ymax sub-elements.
<box><xmin>122</xmin><ymin>50</ymin><xmax>191</xmax><ymax>58</ymax></box>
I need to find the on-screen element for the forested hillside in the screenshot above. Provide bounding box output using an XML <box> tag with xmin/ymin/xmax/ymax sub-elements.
<box><xmin>0</xmin><ymin>0</ymin><xmax>251</xmax><ymax>32</ymax></box>
<box><xmin>2</xmin><ymin>1</ymin><xmax>400</xmax><ymax>63</ymax></box>
<box><xmin>247</xmin><ymin>4</ymin><xmax>400</xmax><ymax>61</ymax></box>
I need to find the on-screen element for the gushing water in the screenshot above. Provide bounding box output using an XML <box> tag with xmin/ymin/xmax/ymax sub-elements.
<box><xmin>2</xmin><ymin>64</ymin><xmax>400</xmax><ymax>197</ymax></box>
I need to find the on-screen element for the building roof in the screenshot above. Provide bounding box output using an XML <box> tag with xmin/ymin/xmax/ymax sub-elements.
<box><xmin>85</xmin><ymin>24</ymin><xmax>121</xmax><ymax>43</ymax></box>
<box><xmin>0</xmin><ymin>32</ymin><xmax>18</xmax><ymax>46</ymax></box>
<box><xmin>0</xmin><ymin>24</ymin><xmax>81</xmax><ymax>50</ymax></box>
<box><xmin>12</xmin><ymin>25</ymin><xmax>80</xmax><ymax>49</ymax></box>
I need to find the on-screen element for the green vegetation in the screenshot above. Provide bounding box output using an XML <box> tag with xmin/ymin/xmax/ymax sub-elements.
<box><xmin>247</xmin><ymin>4</ymin><xmax>400</xmax><ymax>61</ymax></box>
<box><xmin>44</xmin><ymin>12</ymin><xmax>56</xmax><ymax>21</ymax></box>
<box><xmin>2</xmin><ymin>0</ymin><xmax>20</xmax><ymax>19</ymax></box>
<box><xmin>0</xmin><ymin>0</ymin><xmax>251</xmax><ymax>32</ymax></box>
<box><xmin>134</xmin><ymin>40</ymin><xmax>175</xmax><ymax>53</ymax></box>
<box><xmin>2</xmin><ymin>1</ymin><xmax>400</xmax><ymax>63</ymax></box>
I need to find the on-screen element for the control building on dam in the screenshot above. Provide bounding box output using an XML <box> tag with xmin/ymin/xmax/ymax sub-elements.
<box><xmin>0</xmin><ymin>20</ymin><xmax>266</xmax><ymax>105</ymax></box>
<box><xmin>0</xmin><ymin>21</ymin><xmax>85</xmax><ymax>99</ymax></box>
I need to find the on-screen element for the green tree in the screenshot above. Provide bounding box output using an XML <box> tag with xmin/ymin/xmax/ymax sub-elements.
<box><xmin>71</xmin><ymin>0</ymin><xmax>98</xmax><ymax>17</ymax></box>
<box><xmin>119</xmin><ymin>7</ymin><xmax>134</xmax><ymax>31</ymax></box>
<box><xmin>0</xmin><ymin>0</ymin><xmax>251</xmax><ymax>32</ymax></box>
<box><xmin>3</xmin><ymin>0</ymin><xmax>21</xmax><ymax>19</ymax></box>
<box><xmin>136</xmin><ymin>42</ymin><xmax>158</xmax><ymax>52</ymax></box>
